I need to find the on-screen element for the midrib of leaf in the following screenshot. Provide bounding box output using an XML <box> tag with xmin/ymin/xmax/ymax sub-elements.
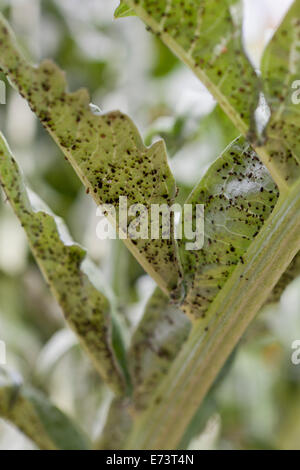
<box><xmin>0</xmin><ymin>14</ymin><xmax>182</xmax><ymax>298</ymax></box>
<box><xmin>124</xmin><ymin>0</ymin><xmax>297</xmax><ymax>192</ymax></box>
<box><xmin>126</xmin><ymin>178</ymin><xmax>300</xmax><ymax>449</ymax></box>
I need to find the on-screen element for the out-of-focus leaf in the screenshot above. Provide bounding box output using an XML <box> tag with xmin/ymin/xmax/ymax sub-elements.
<box><xmin>95</xmin><ymin>397</ymin><xmax>132</xmax><ymax>450</ymax></box>
<box><xmin>0</xmin><ymin>14</ymin><xmax>182</xmax><ymax>298</ymax></box>
<box><xmin>261</xmin><ymin>0</ymin><xmax>300</xmax><ymax>186</ymax></box>
<box><xmin>0</xmin><ymin>367</ymin><xmax>90</xmax><ymax>450</ymax></box>
<box><xmin>145</xmin><ymin>116</ymin><xmax>187</xmax><ymax>158</ymax></box>
<box><xmin>128</xmin><ymin>287</ymin><xmax>191</xmax><ymax>410</ymax></box>
<box><xmin>151</xmin><ymin>36</ymin><xmax>179</xmax><ymax>78</ymax></box>
<box><xmin>180</xmin><ymin>137</ymin><xmax>279</xmax><ymax>319</ymax></box>
<box><xmin>0</xmin><ymin>134</ymin><xmax>126</xmax><ymax>394</ymax></box>
<box><xmin>196</xmin><ymin>105</ymin><xmax>239</xmax><ymax>149</ymax></box>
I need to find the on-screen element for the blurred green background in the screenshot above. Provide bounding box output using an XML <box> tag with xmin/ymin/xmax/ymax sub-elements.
<box><xmin>0</xmin><ymin>0</ymin><xmax>299</xmax><ymax>450</ymax></box>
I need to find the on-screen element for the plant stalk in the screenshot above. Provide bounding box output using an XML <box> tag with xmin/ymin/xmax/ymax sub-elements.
<box><xmin>126</xmin><ymin>182</ymin><xmax>300</xmax><ymax>449</ymax></box>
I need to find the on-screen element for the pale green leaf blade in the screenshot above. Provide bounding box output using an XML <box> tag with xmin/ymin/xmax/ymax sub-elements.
<box><xmin>0</xmin><ymin>134</ymin><xmax>126</xmax><ymax>394</ymax></box>
<box><xmin>180</xmin><ymin>137</ymin><xmax>279</xmax><ymax>319</ymax></box>
<box><xmin>0</xmin><ymin>367</ymin><xmax>90</xmax><ymax>450</ymax></box>
<box><xmin>0</xmin><ymin>14</ymin><xmax>182</xmax><ymax>297</ymax></box>
<box><xmin>261</xmin><ymin>0</ymin><xmax>300</xmax><ymax>186</ymax></box>
<box><xmin>128</xmin><ymin>287</ymin><xmax>191</xmax><ymax>410</ymax></box>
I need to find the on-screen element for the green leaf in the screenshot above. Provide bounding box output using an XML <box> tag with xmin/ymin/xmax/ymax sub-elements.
<box><xmin>0</xmin><ymin>14</ymin><xmax>182</xmax><ymax>298</ymax></box>
<box><xmin>126</xmin><ymin>0</ymin><xmax>259</xmax><ymax>136</ymax></box>
<box><xmin>0</xmin><ymin>367</ymin><xmax>90</xmax><ymax>450</ymax></box>
<box><xmin>261</xmin><ymin>0</ymin><xmax>300</xmax><ymax>186</ymax></box>
<box><xmin>128</xmin><ymin>287</ymin><xmax>191</xmax><ymax>410</ymax></box>
<box><xmin>0</xmin><ymin>134</ymin><xmax>126</xmax><ymax>395</ymax></box>
<box><xmin>123</xmin><ymin>0</ymin><xmax>300</xmax><ymax>317</ymax></box>
<box><xmin>125</xmin><ymin>0</ymin><xmax>299</xmax><ymax>192</ymax></box>
<box><xmin>151</xmin><ymin>36</ymin><xmax>180</xmax><ymax>78</ymax></box>
<box><xmin>180</xmin><ymin>136</ymin><xmax>279</xmax><ymax>319</ymax></box>
<box><xmin>114</xmin><ymin>2</ymin><xmax>136</xmax><ymax>18</ymax></box>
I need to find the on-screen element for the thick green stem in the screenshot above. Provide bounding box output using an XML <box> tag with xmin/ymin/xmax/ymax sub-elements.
<box><xmin>126</xmin><ymin>182</ymin><xmax>300</xmax><ymax>449</ymax></box>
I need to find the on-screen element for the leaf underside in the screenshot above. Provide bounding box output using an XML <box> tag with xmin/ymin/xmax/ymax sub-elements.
<box><xmin>180</xmin><ymin>137</ymin><xmax>279</xmax><ymax>319</ymax></box>
<box><xmin>0</xmin><ymin>134</ymin><xmax>125</xmax><ymax>395</ymax></box>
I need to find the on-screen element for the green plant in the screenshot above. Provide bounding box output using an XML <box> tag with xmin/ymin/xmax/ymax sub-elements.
<box><xmin>0</xmin><ymin>0</ymin><xmax>300</xmax><ymax>450</ymax></box>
